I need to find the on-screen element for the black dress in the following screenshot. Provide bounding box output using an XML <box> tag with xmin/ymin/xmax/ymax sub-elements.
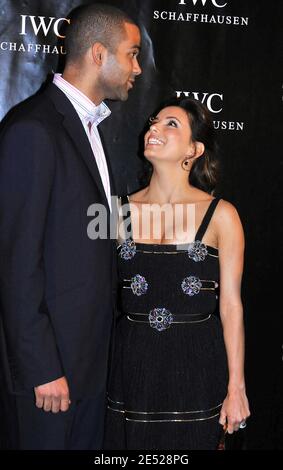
<box><xmin>104</xmin><ymin>197</ymin><xmax>228</xmax><ymax>450</ymax></box>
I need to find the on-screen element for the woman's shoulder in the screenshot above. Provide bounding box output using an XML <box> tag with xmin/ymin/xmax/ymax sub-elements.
<box><xmin>214</xmin><ymin>199</ymin><xmax>244</xmax><ymax>235</ymax></box>
<box><xmin>215</xmin><ymin>198</ymin><xmax>240</xmax><ymax>218</ymax></box>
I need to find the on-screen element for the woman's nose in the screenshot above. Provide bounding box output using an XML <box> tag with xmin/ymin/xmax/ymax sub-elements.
<box><xmin>149</xmin><ymin>121</ymin><xmax>159</xmax><ymax>132</ymax></box>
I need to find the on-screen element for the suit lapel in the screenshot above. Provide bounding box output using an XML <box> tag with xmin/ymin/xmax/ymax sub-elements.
<box><xmin>45</xmin><ymin>84</ymin><xmax>110</xmax><ymax>210</ymax></box>
<box><xmin>99</xmin><ymin>129</ymin><xmax>116</xmax><ymax>196</ymax></box>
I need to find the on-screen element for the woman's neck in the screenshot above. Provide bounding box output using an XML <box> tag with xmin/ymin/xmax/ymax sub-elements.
<box><xmin>144</xmin><ymin>170</ymin><xmax>193</xmax><ymax>204</ymax></box>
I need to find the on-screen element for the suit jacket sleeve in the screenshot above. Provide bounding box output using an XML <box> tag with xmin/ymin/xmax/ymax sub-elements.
<box><xmin>0</xmin><ymin>119</ymin><xmax>64</xmax><ymax>392</ymax></box>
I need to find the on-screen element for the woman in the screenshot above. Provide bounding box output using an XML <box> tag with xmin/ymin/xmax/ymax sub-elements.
<box><xmin>104</xmin><ymin>97</ymin><xmax>250</xmax><ymax>450</ymax></box>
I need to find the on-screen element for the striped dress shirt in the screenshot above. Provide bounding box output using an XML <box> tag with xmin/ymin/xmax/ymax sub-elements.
<box><xmin>53</xmin><ymin>73</ymin><xmax>112</xmax><ymax>211</ymax></box>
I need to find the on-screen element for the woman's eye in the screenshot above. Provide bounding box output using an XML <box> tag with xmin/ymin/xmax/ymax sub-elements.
<box><xmin>168</xmin><ymin>120</ymin><xmax>177</xmax><ymax>127</ymax></box>
<box><xmin>148</xmin><ymin>117</ymin><xmax>157</xmax><ymax>126</ymax></box>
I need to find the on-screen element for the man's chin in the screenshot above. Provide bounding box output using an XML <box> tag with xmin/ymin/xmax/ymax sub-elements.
<box><xmin>119</xmin><ymin>89</ymin><xmax>129</xmax><ymax>101</ymax></box>
<box><xmin>120</xmin><ymin>94</ymin><xmax>129</xmax><ymax>102</ymax></box>
<box><xmin>107</xmin><ymin>89</ymin><xmax>129</xmax><ymax>102</ymax></box>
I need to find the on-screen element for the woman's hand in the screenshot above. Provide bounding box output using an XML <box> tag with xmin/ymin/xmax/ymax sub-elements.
<box><xmin>219</xmin><ymin>387</ymin><xmax>250</xmax><ymax>434</ymax></box>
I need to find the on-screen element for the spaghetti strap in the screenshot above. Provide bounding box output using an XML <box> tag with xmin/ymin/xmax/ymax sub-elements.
<box><xmin>120</xmin><ymin>195</ymin><xmax>133</xmax><ymax>239</ymax></box>
<box><xmin>120</xmin><ymin>195</ymin><xmax>129</xmax><ymax>216</ymax></box>
<box><xmin>194</xmin><ymin>198</ymin><xmax>220</xmax><ymax>242</ymax></box>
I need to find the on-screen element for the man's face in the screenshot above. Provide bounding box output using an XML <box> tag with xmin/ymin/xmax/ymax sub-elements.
<box><xmin>99</xmin><ymin>22</ymin><xmax>142</xmax><ymax>101</ymax></box>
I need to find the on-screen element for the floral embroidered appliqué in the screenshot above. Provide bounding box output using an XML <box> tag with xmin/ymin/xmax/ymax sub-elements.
<box><xmin>130</xmin><ymin>274</ymin><xmax>148</xmax><ymax>296</ymax></box>
<box><xmin>119</xmin><ymin>238</ymin><xmax>136</xmax><ymax>260</ymax></box>
<box><xmin>181</xmin><ymin>276</ymin><xmax>202</xmax><ymax>296</ymax></box>
<box><xmin>187</xmin><ymin>240</ymin><xmax>208</xmax><ymax>262</ymax></box>
<box><xmin>149</xmin><ymin>308</ymin><xmax>173</xmax><ymax>332</ymax></box>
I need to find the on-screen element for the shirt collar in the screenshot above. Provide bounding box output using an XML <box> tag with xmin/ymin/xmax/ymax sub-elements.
<box><xmin>53</xmin><ymin>73</ymin><xmax>111</xmax><ymax>127</ymax></box>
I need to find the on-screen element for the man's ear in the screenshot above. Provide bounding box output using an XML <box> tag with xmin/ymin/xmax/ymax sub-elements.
<box><xmin>91</xmin><ymin>42</ymin><xmax>106</xmax><ymax>66</ymax></box>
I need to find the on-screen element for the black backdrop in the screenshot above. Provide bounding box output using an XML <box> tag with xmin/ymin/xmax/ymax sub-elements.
<box><xmin>0</xmin><ymin>0</ymin><xmax>282</xmax><ymax>449</ymax></box>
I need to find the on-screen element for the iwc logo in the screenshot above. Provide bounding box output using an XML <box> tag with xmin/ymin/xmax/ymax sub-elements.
<box><xmin>0</xmin><ymin>15</ymin><xmax>70</xmax><ymax>55</ymax></box>
<box><xmin>178</xmin><ymin>0</ymin><xmax>227</xmax><ymax>6</ymax></box>
<box><xmin>20</xmin><ymin>15</ymin><xmax>69</xmax><ymax>38</ymax></box>
<box><xmin>176</xmin><ymin>91</ymin><xmax>244</xmax><ymax>131</ymax></box>
<box><xmin>154</xmin><ymin>0</ymin><xmax>248</xmax><ymax>26</ymax></box>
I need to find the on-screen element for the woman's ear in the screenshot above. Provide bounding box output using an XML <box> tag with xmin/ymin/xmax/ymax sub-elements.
<box><xmin>194</xmin><ymin>141</ymin><xmax>205</xmax><ymax>159</ymax></box>
<box><xmin>186</xmin><ymin>141</ymin><xmax>205</xmax><ymax>161</ymax></box>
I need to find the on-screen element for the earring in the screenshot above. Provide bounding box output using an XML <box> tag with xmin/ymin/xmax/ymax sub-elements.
<box><xmin>181</xmin><ymin>156</ymin><xmax>194</xmax><ymax>171</ymax></box>
<box><xmin>181</xmin><ymin>159</ymin><xmax>190</xmax><ymax>171</ymax></box>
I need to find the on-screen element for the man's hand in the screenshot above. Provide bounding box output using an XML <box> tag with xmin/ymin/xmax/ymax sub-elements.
<box><xmin>34</xmin><ymin>376</ymin><xmax>70</xmax><ymax>413</ymax></box>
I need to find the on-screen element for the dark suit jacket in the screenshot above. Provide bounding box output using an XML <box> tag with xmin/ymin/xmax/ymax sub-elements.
<box><xmin>0</xmin><ymin>84</ymin><xmax>117</xmax><ymax>399</ymax></box>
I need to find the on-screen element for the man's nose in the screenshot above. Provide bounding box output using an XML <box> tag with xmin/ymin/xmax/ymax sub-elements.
<box><xmin>133</xmin><ymin>57</ymin><xmax>142</xmax><ymax>76</ymax></box>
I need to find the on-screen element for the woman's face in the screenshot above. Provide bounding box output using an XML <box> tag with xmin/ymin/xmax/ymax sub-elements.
<box><xmin>144</xmin><ymin>106</ymin><xmax>193</xmax><ymax>164</ymax></box>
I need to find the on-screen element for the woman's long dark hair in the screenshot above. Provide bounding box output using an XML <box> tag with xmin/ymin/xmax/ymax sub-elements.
<box><xmin>141</xmin><ymin>97</ymin><xmax>219</xmax><ymax>194</ymax></box>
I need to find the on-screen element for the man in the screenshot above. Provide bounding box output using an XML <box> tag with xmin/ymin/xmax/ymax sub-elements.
<box><xmin>0</xmin><ymin>3</ymin><xmax>141</xmax><ymax>450</ymax></box>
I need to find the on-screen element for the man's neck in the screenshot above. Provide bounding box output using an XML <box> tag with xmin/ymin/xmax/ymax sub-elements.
<box><xmin>62</xmin><ymin>70</ymin><xmax>103</xmax><ymax>106</ymax></box>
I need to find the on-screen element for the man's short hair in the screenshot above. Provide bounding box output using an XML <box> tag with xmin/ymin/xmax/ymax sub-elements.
<box><xmin>65</xmin><ymin>3</ymin><xmax>138</xmax><ymax>63</ymax></box>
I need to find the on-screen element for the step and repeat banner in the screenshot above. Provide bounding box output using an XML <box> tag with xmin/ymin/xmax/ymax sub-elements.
<box><xmin>0</xmin><ymin>0</ymin><xmax>282</xmax><ymax>449</ymax></box>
